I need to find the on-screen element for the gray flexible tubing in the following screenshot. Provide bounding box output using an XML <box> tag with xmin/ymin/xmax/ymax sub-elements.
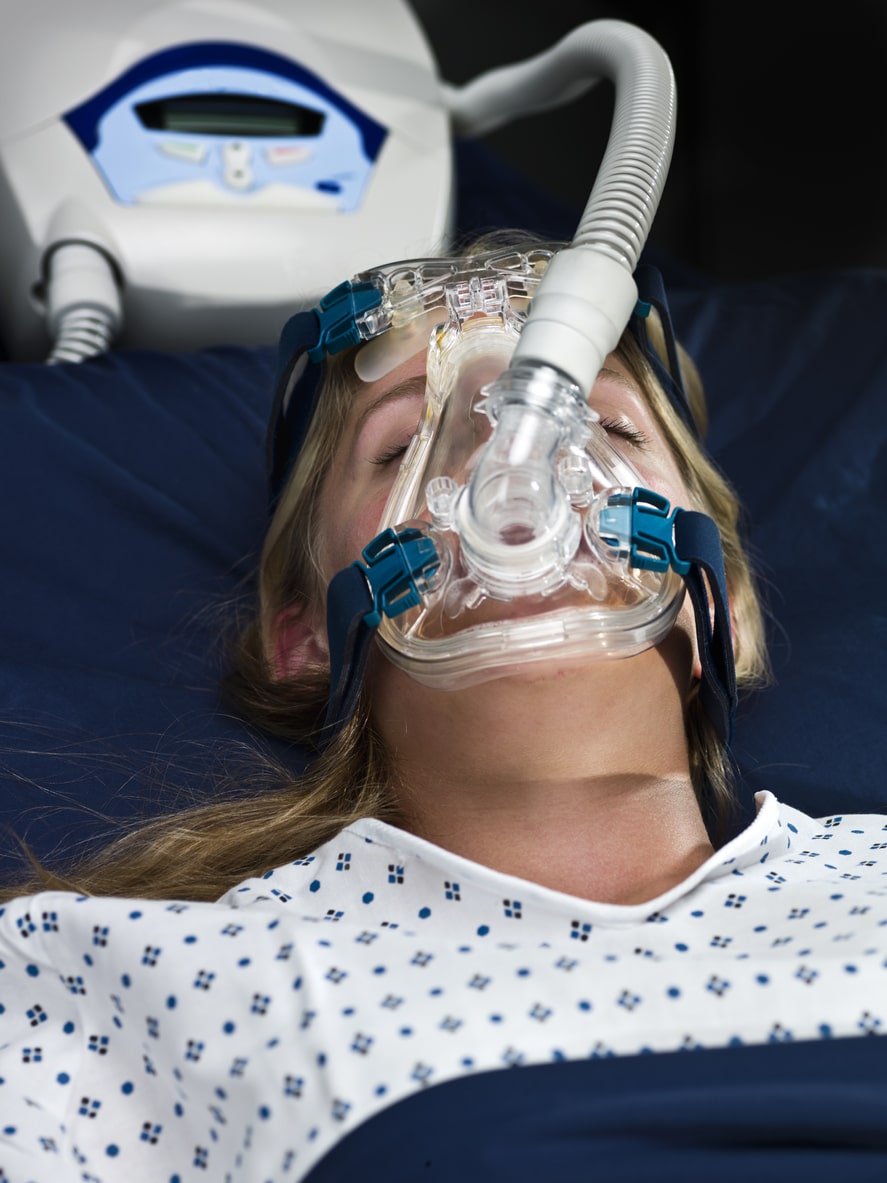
<box><xmin>445</xmin><ymin>19</ymin><xmax>676</xmax><ymax>270</ymax></box>
<box><xmin>47</xmin><ymin>307</ymin><xmax>119</xmax><ymax>364</ymax></box>
<box><xmin>44</xmin><ymin>242</ymin><xmax>122</xmax><ymax>364</ymax></box>
<box><xmin>442</xmin><ymin>20</ymin><xmax>678</xmax><ymax>587</ymax></box>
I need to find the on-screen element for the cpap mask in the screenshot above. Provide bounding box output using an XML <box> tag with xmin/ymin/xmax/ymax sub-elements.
<box><xmin>266</xmin><ymin>20</ymin><xmax>737</xmax><ymax>748</ymax></box>
<box><xmin>350</xmin><ymin>248</ymin><xmax>688</xmax><ymax>688</ymax></box>
<box><xmin>268</xmin><ymin>246</ymin><xmax>737</xmax><ymax>749</ymax></box>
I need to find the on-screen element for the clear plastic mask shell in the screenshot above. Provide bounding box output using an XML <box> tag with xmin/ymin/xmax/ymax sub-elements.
<box><xmin>370</xmin><ymin>280</ymin><xmax>686</xmax><ymax>690</ymax></box>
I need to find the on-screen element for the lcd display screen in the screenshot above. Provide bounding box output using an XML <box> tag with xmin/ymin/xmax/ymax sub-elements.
<box><xmin>135</xmin><ymin>94</ymin><xmax>326</xmax><ymax>137</ymax></box>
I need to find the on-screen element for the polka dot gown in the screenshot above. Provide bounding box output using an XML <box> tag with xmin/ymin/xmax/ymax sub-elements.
<box><xmin>1</xmin><ymin>791</ymin><xmax>886</xmax><ymax>1180</ymax></box>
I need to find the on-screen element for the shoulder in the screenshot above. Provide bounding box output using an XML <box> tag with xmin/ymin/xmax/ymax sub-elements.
<box><xmin>771</xmin><ymin>796</ymin><xmax>887</xmax><ymax>849</ymax></box>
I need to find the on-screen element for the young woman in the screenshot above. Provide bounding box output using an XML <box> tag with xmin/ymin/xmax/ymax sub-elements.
<box><xmin>0</xmin><ymin>239</ymin><xmax>884</xmax><ymax>1181</ymax></box>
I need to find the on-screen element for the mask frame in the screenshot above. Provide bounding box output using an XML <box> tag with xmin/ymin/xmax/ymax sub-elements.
<box><xmin>364</xmin><ymin>257</ymin><xmax>689</xmax><ymax>689</ymax></box>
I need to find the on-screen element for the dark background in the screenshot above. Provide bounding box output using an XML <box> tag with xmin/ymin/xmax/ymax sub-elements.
<box><xmin>410</xmin><ymin>1</ymin><xmax>886</xmax><ymax>282</ymax></box>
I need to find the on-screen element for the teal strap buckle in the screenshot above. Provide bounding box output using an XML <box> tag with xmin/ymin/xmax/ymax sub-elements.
<box><xmin>307</xmin><ymin>280</ymin><xmax>382</xmax><ymax>362</ymax></box>
<box><xmin>599</xmin><ymin>487</ymin><xmax>691</xmax><ymax>575</ymax></box>
<box><xmin>355</xmin><ymin>527</ymin><xmax>440</xmax><ymax>627</ymax></box>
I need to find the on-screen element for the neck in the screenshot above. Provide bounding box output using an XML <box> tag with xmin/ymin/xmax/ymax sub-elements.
<box><xmin>371</xmin><ymin>647</ymin><xmax>713</xmax><ymax>905</ymax></box>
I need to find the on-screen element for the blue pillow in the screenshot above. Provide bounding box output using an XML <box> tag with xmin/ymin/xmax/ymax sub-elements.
<box><xmin>0</xmin><ymin>347</ymin><xmax>280</xmax><ymax>867</ymax></box>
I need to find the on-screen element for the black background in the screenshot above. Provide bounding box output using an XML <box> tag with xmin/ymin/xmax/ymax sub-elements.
<box><xmin>410</xmin><ymin>1</ymin><xmax>886</xmax><ymax>281</ymax></box>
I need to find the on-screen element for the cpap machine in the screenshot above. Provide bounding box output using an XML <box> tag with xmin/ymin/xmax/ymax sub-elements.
<box><xmin>0</xmin><ymin>1</ymin><xmax>672</xmax><ymax>368</ymax></box>
<box><xmin>0</xmin><ymin>1</ymin><xmax>675</xmax><ymax>367</ymax></box>
<box><xmin>0</xmin><ymin>0</ymin><xmax>452</xmax><ymax>360</ymax></box>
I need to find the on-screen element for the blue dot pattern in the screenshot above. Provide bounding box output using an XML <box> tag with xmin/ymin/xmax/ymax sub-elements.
<box><xmin>1</xmin><ymin>792</ymin><xmax>886</xmax><ymax>1179</ymax></box>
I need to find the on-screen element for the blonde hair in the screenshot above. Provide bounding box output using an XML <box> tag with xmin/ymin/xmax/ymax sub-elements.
<box><xmin>1</xmin><ymin>243</ymin><xmax>769</xmax><ymax>903</ymax></box>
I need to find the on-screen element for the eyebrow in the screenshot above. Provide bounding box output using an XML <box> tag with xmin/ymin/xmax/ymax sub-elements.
<box><xmin>354</xmin><ymin>374</ymin><xmax>427</xmax><ymax>438</ymax></box>
<box><xmin>597</xmin><ymin>366</ymin><xmax>642</xmax><ymax>396</ymax></box>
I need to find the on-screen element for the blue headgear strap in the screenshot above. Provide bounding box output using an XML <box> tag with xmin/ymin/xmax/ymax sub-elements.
<box><xmin>325</xmin><ymin>564</ymin><xmax>378</xmax><ymax>736</ymax></box>
<box><xmin>631</xmin><ymin>264</ymin><xmax>699</xmax><ymax>439</ymax></box>
<box><xmin>323</xmin><ymin>527</ymin><xmax>441</xmax><ymax>739</ymax></box>
<box><xmin>267</xmin><ymin>308</ymin><xmax>323</xmax><ymax>512</ymax></box>
<box><xmin>673</xmin><ymin>510</ymin><xmax>736</xmax><ymax>745</ymax></box>
<box><xmin>267</xmin><ymin>280</ymin><xmax>380</xmax><ymax>511</ymax></box>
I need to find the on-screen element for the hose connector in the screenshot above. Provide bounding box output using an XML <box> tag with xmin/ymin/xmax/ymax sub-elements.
<box><xmin>454</xmin><ymin>363</ymin><xmax>588</xmax><ymax>597</ymax></box>
<box><xmin>44</xmin><ymin>242</ymin><xmax>122</xmax><ymax>364</ymax></box>
<box><xmin>512</xmin><ymin>247</ymin><xmax>638</xmax><ymax>396</ymax></box>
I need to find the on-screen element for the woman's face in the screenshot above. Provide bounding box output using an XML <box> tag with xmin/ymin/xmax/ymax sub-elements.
<box><xmin>317</xmin><ymin>346</ymin><xmax>697</xmax><ymax>585</ymax></box>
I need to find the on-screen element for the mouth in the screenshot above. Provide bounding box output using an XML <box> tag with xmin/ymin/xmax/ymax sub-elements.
<box><xmin>374</xmin><ymin>536</ymin><xmax>685</xmax><ymax>691</ymax></box>
<box><xmin>412</xmin><ymin>551</ymin><xmax>652</xmax><ymax>640</ymax></box>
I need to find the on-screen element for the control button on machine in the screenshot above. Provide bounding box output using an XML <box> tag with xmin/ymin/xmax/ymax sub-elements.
<box><xmin>265</xmin><ymin>144</ymin><xmax>312</xmax><ymax>166</ymax></box>
<box><xmin>158</xmin><ymin>139</ymin><xmax>208</xmax><ymax>164</ymax></box>
<box><xmin>223</xmin><ymin>140</ymin><xmax>253</xmax><ymax>191</ymax></box>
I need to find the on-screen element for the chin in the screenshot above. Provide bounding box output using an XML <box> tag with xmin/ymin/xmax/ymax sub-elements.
<box><xmin>377</xmin><ymin>641</ymin><xmax>670</xmax><ymax>702</ymax></box>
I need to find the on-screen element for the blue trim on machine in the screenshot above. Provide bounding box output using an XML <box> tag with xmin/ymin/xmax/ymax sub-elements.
<box><xmin>64</xmin><ymin>41</ymin><xmax>387</xmax><ymax>162</ymax></box>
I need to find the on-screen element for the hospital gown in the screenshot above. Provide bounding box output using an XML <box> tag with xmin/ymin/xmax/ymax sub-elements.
<box><xmin>1</xmin><ymin>790</ymin><xmax>886</xmax><ymax>1181</ymax></box>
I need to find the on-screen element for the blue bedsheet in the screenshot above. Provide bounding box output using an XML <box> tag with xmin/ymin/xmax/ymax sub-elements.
<box><xmin>306</xmin><ymin>1035</ymin><xmax>887</xmax><ymax>1181</ymax></box>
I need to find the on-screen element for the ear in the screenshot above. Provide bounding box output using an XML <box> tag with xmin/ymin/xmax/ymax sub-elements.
<box><xmin>271</xmin><ymin>602</ymin><xmax>328</xmax><ymax>680</ymax></box>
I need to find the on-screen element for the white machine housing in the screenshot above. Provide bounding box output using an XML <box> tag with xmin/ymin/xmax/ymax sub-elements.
<box><xmin>0</xmin><ymin>0</ymin><xmax>452</xmax><ymax>358</ymax></box>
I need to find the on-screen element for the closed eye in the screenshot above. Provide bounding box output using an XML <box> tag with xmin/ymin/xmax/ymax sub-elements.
<box><xmin>598</xmin><ymin>415</ymin><xmax>648</xmax><ymax>448</ymax></box>
<box><xmin>374</xmin><ymin>417</ymin><xmax>647</xmax><ymax>464</ymax></box>
<box><xmin>371</xmin><ymin>442</ymin><xmax>410</xmax><ymax>466</ymax></box>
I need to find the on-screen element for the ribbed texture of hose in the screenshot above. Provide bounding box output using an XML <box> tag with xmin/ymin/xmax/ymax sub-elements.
<box><xmin>47</xmin><ymin>307</ymin><xmax>118</xmax><ymax>364</ymax></box>
<box><xmin>43</xmin><ymin>241</ymin><xmax>122</xmax><ymax>364</ymax></box>
<box><xmin>445</xmin><ymin>20</ymin><xmax>675</xmax><ymax>271</ymax></box>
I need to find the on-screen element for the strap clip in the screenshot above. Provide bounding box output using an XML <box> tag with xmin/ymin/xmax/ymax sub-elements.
<box><xmin>599</xmin><ymin>487</ymin><xmax>691</xmax><ymax>575</ymax></box>
<box><xmin>307</xmin><ymin>280</ymin><xmax>381</xmax><ymax>362</ymax></box>
<box><xmin>355</xmin><ymin>527</ymin><xmax>440</xmax><ymax>627</ymax></box>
